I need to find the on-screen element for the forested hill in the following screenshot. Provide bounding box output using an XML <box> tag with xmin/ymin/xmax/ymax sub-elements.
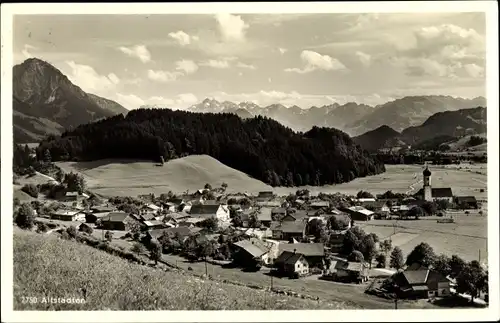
<box><xmin>37</xmin><ymin>108</ymin><xmax>385</xmax><ymax>187</ymax></box>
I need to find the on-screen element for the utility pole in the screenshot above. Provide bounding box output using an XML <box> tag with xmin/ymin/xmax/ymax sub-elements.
<box><xmin>205</xmin><ymin>257</ymin><xmax>208</xmax><ymax>276</ymax></box>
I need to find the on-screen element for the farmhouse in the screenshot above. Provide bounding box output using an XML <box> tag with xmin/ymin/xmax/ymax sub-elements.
<box><xmin>271</xmin><ymin>207</ymin><xmax>287</xmax><ymax>220</ymax></box>
<box><xmin>256</xmin><ymin>207</ymin><xmax>272</xmax><ymax>227</ymax></box>
<box><xmin>309</xmin><ymin>201</ymin><xmax>330</xmax><ymax>210</ymax></box>
<box><xmin>361</xmin><ymin>201</ymin><xmax>390</xmax><ymax>214</ymax></box>
<box><xmin>324</xmin><ymin>257</ymin><xmax>369</xmax><ymax>283</ymax></box>
<box><xmin>257</xmin><ymin>191</ymin><xmax>274</xmax><ymax>201</ymax></box>
<box><xmin>101</xmin><ymin>212</ymin><xmax>137</xmax><ymax>231</ymax></box>
<box><xmin>143</xmin><ymin>220</ymin><xmax>166</xmax><ymax>230</ymax></box>
<box><xmin>85</xmin><ymin>211</ymin><xmax>111</xmax><ymax>223</ymax></box>
<box><xmin>271</xmin><ymin>221</ymin><xmax>307</xmax><ymax>241</ymax></box>
<box><xmin>177</xmin><ymin>217</ymin><xmax>207</xmax><ymax>227</ymax></box>
<box><xmin>278</xmin><ymin>242</ymin><xmax>325</xmax><ymax>267</ymax></box>
<box><xmin>232</xmin><ymin>238</ymin><xmax>271</xmax><ymax>267</ymax></box>
<box><xmin>342</xmin><ymin>206</ymin><xmax>374</xmax><ymax>222</ymax></box>
<box><xmin>273</xmin><ymin>251</ymin><xmax>310</xmax><ymax>277</ymax></box>
<box><xmin>141</xmin><ymin>203</ymin><xmax>161</xmax><ymax>214</ymax></box>
<box><xmin>256</xmin><ymin>200</ymin><xmax>281</xmax><ymax>208</ymax></box>
<box><xmin>328</xmin><ymin>230</ymin><xmax>348</xmax><ymax>253</ymax></box>
<box><xmin>140</xmin><ymin>213</ymin><xmax>157</xmax><ymax>222</ymax></box>
<box><xmin>189</xmin><ymin>204</ymin><xmax>230</xmax><ymax>222</ymax></box>
<box><xmin>50</xmin><ymin>209</ymin><xmax>85</xmax><ymax>222</ymax></box>
<box><xmin>282</xmin><ymin>210</ymin><xmax>310</xmax><ymax>222</ymax></box>
<box><xmin>61</xmin><ymin>191</ymin><xmax>89</xmax><ymax>202</ymax></box>
<box><xmin>392</xmin><ymin>267</ymin><xmax>451</xmax><ymax>299</ymax></box>
<box><xmin>455</xmin><ymin>196</ymin><xmax>479</xmax><ymax>209</ymax></box>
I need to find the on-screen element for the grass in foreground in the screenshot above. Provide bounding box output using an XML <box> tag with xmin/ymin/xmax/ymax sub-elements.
<box><xmin>13</xmin><ymin>228</ymin><xmax>351</xmax><ymax>310</ymax></box>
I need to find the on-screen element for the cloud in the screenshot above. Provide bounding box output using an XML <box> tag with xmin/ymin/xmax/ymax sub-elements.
<box><xmin>463</xmin><ymin>63</ymin><xmax>485</xmax><ymax>78</ymax></box>
<box><xmin>236</xmin><ymin>62</ymin><xmax>256</xmax><ymax>70</ymax></box>
<box><xmin>278</xmin><ymin>48</ymin><xmax>287</xmax><ymax>55</ymax></box>
<box><xmin>117</xmin><ymin>45</ymin><xmax>151</xmax><ymax>63</ymax></box>
<box><xmin>146</xmin><ymin>93</ymin><xmax>198</xmax><ymax>109</ymax></box>
<box><xmin>285</xmin><ymin>50</ymin><xmax>347</xmax><ymax>73</ymax></box>
<box><xmin>115</xmin><ymin>93</ymin><xmax>145</xmax><ymax>110</ymax></box>
<box><xmin>147</xmin><ymin>69</ymin><xmax>181</xmax><ymax>82</ymax></box>
<box><xmin>21</xmin><ymin>44</ymin><xmax>37</xmax><ymax>58</ymax></box>
<box><xmin>177</xmin><ymin>93</ymin><xmax>198</xmax><ymax>104</ymax></box>
<box><xmin>175</xmin><ymin>59</ymin><xmax>199</xmax><ymax>75</ymax></box>
<box><xmin>355</xmin><ymin>51</ymin><xmax>371</xmax><ymax>67</ymax></box>
<box><xmin>215</xmin><ymin>13</ymin><xmax>249</xmax><ymax>42</ymax></box>
<box><xmin>168</xmin><ymin>30</ymin><xmax>198</xmax><ymax>46</ymax></box>
<box><xmin>200</xmin><ymin>59</ymin><xmax>230</xmax><ymax>69</ymax></box>
<box><xmin>65</xmin><ymin>61</ymin><xmax>120</xmax><ymax>93</ymax></box>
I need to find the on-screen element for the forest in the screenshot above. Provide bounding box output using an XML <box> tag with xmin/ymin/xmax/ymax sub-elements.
<box><xmin>36</xmin><ymin>108</ymin><xmax>385</xmax><ymax>187</ymax></box>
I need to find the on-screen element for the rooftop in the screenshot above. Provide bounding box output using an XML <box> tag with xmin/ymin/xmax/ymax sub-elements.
<box><xmin>279</xmin><ymin>242</ymin><xmax>324</xmax><ymax>257</ymax></box>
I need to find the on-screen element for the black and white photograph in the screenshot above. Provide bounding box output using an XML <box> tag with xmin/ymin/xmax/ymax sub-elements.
<box><xmin>1</xmin><ymin>2</ymin><xmax>498</xmax><ymax>322</ymax></box>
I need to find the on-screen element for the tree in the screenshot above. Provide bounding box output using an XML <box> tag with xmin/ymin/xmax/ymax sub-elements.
<box><xmin>390</xmin><ymin>247</ymin><xmax>405</xmax><ymax>269</ymax></box>
<box><xmin>357</xmin><ymin>190</ymin><xmax>374</xmax><ymax>199</ymax></box>
<box><xmin>104</xmin><ymin>231</ymin><xmax>113</xmax><ymax>242</ymax></box>
<box><xmin>406</xmin><ymin>242</ymin><xmax>436</xmax><ymax>267</ymax></box>
<box><xmin>232</xmin><ymin>213</ymin><xmax>243</xmax><ymax>227</ymax></box>
<box><xmin>55</xmin><ymin>169</ymin><xmax>65</xmax><ymax>182</ymax></box>
<box><xmin>348</xmin><ymin>250</ymin><xmax>365</xmax><ymax>262</ymax></box>
<box><xmin>328</xmin><ymin>215</ymin><xmax>348</xmax><ymax>231</ymax></box>
<box><xmin>421</xmin><ymin>201</ymin><xmax>437</xmax><ymax>216</ymax></box>
<box><xmin>436</xmin><ymin>199</ymin><xmax>450</xmax><ymax>211</ymax></box>
<box><xmin>80</xmin><ymin>224</ymin><xmax>93</xmax><ymax>235</ymax></box>
<box><xmin>248</xmin><ymin>214</ymin><xmax>261</xmax><ymax>228</ymax></box>
<box><xmin>407</xmin><ymin>206</ymin><xmax>424</xmax><ymax>220</ymax></box>
<box><xmin>380</xmin><ymin>239</ymin><xmax>393</xmax><ymax>256</ymax></box>
<box><xmin>204</xmin><ymin>183</ymin><xmax>212</xmax><ymax>190</ymax></box>
<box><xmin>433</xmin><ymin>254</ymin><xmax>452</xmax><ymax>277</ymax></box>
<box><xmin>13</xmin><ymin>197</ymin><xmax>21</xmax><ymax>208</ymax></box>
<box><xmin>201</xmin><ymin>217</ymin><xmax>218</xmax><ymax>232</ymax></box>
<box><xmin>221</xmin><ymin>182</ymin><xmax>228</xmax><ymax>192</ymax></box>
<box><xmin>361</xmin><ymin>235</ymin><xmax>377</xmax><ymax>268</ymax></box>
<box><xmin>150</xmin><ymin>240</ymin><xmax>163</xmax><ymax>265</ymax></box>
<box><xmin>66</xmin><ymin>226</ymin><xmax>77</xmax><ymax>239</ymax></box>
<box><xmin>341</xmin><ymin>230</ymin><xmax>360</xmax><ymax>255</ymax></box>
<box><xmin>286</xmin><ymin>172</ymin><xmax>295</xmax><ymax>186</ymax></box>
<box><xmin>14</xmin><ymin>203</ymin><xmax>36</xmax><ymax>229</ymax></box>
<box><xmin>132</xmin><ymin>242</ymin><xmax>146</xmax><ymax>254</ymax></box>
<box><xmin>449</xmin><ymin>255</ymin><xmax>467</xmax><ymax>278</ymax></box>
<box><xmin>63</xmin><ymin>172</ymin><xmax>86</xmax><ymax>194</ymax></box>
<box><xmin>43</xmin><ymin>149</ymin><xmax>52</xmax><ymax>163</ymax></box>
<box><xmin>376</xmin><ymin>253</ymin><xmax>387</xmax><ymax>268</ymax></box>
<box><xmin>368</xmin><ymin>233</ymin><xmax>379</xmax><ymax>243</ymax></box>
<box><xmin>21</xmin><ymin>184</ymin><xmax>39</xmax><ymax>198</ymax></box>
<box><xmin>36</xmin><ymin>222</ymin><xmax>49</xmax><ymax>233</ymax></box>
<box><xmin>456</xmin><ymin>261</ymin><xmax>486</xmax><ymax>302</ymax></box>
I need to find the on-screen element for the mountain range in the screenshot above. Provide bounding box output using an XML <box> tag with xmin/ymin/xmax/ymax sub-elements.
<box><xmin>13</xmin><ymin>57</ymin><xmax>486</xmax><ymax>146</ymax></box>
<box><xmin>353</xmin><ymin>106</ymin><xmax>487</xmax><ymax>152</ymax></box>
<box><xmin>13</xmin><ymin>58</ymin><xmax>128</xmax><ymax>143</ymax></box>
<box><xmin>144</xmin><ymin>95</ymin><xmax>486</xmax><ymax>136</ymax></box>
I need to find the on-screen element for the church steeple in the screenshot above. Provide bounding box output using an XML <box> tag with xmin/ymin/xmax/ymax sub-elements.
<box><xmin>423</xmin><ymin>164</ymin><xmax>432</xmax><ymax>201</ymax></box>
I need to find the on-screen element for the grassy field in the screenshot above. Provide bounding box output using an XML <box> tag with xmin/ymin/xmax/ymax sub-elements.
<box><xmin>56</xmin><ymin>156</ymin><xmax>488</xmax><ymax>199</ymax></box>
<box><xmin>56</xmin><ymin>155</ymin><xmax>272</xmax><ymax>197</ymax></box>
<box><xmin>276</xmin><ymin>163</ymin><xmax>488</xmax><ymax>198</ymax></box>
<box><xmin>359</xmin><ymin>212</ymin><xmax>488</xmax><ymax>263</ymax></box>
<box><xmin>13</xmin><ymin>228</ymin><xmax>348</xmax><ymax>310</ymax></box>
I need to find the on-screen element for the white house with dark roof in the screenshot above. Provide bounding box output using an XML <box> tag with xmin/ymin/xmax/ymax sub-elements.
<box><xmin>189</xmin><ymin>204</ymin><xmax>230</xmax><ymax>222</ymax></box>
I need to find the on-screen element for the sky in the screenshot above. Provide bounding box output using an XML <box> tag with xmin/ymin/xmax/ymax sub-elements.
<box><xmin>13</xmin><ymin>12</ymin><xmax>487</xmax><ymax>110</ymax></box>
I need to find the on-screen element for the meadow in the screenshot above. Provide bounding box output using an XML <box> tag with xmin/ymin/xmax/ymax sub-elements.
<box><xmin>13</xmin><ymin>228</ymin><xmax>349</xmax><ymax>310</ymax></box>
<box><xmin>56</xmin><ymin>156</ymin><xmax>488</xmax><ymax>199</ymax></box>
<box><xmin>359</xmin><ymin>212</ymin><xmax>488</xmax><ymax>264</ymax></box>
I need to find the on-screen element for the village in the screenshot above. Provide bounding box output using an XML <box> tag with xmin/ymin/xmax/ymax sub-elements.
<box><xmin>13</xmin><ymin>161</ymin><xmax>489</xmax><ymax>308</ymax></box>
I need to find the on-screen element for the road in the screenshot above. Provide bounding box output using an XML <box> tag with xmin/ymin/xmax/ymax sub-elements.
<box><xmin>161</xmin><ymin>254</ymin><xmax>436</xmax><ymax>309</ymax></box>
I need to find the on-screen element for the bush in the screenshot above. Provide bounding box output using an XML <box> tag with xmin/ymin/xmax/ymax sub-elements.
<box><xmin>376</xmin><ymin>253</ymin><xmax>387</xmax><ymax>268</ymax></box>
<box><xmin>80</xmin><ymin>225</ymin><xmax>93</xmax><ymax>235</ymax></box>
<box><xmin>36</xmin><ymin>222</ymin><xmax>49</xmax><ymax>233</ymax></box>
<box><xmin>132</xmin><ymin>242</ymin><xmax>146</xmax><ymax>254</ymax></box>
<box><xmin>60</xmin><ymin>231</ymin><xmax>70</xmax><ymax>240</ymax></box>
<box><xmin>66</xmin><ymin>226</ymin><xmax>77</xmax><ymax>239</ymax></box>
<box><xmin>104</xmin><ymin>231</ymin><xmax>113</xmax><ymax>242</ymax></box>
<box><xmin>21</xmin><ymin>184</ymin><xmax>39</xmax><ymax>198</ymax></box>
<box><xmin>14</xmin><ymin>203</ymin><xmax>36</xmax><ymax>229</ymax></box>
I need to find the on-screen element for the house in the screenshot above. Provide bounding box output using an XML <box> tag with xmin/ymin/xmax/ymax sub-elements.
<box><xmin>189</xmin><ymin>204</ymin><xmax>230</xmax><ymax>222</ymax></box>
<box><xmin>342</xmin><ymin>206</ymin><xmax>375</xmax><ymax>221</ymax></box>
<box><xmin>233</xmin><ymin>238</ymin><xmax>271</xmax><ymax>267</ymax></box>
<box><xmin>140</xmin><ymin>213</ymin><xmax>157</xmax><ymax>222</ymax></box>
<box><xmin>50</xmin><ymin>209</ymin><xmax>85</xmax><ymax>222</ymax></box>
<box><xmin>324</xmin><ymin>257</ymin><xmax>369</xmax><ymax>283</ymax></box>
<box><xmin>257</xmin><ymin>191</ymin><xmax>274</xmax><ymax>201</ymax></box>
<box><xmin>361</xmin><ymin>201</ymin><xmax>390</xmax><ymax>214</ymax></box>
<box><xmin>61</xmin><ymin>191</ymin><xmax>89</xmax><ymax>202</ymax></box>
<box><xmin>271</xmin><ymin>207</ymin><xmax>287</xmax><ymax>220</ymax></box>
<box><xmin>392</xmin><ymin>267</ymin><xmax>451</xmax><ymax>299</ymax></box>
<box><xmin>273</xmin><ymin>251</ymin><xmax>310</xmax><ymax>277</ymax></box>
<box><xmin>143</xmin><ymin>220</ymin><xmax>166</xmax><ymax>230</ymax></box>
<box><xmin>271</xmin><ymin>221</ymin><xmax>307</xmax><ymax>241</ymax></box>
<box><xmin>85</xmin><ymin>211</ymin><xmax>111</xmax><ymax>223</ymax></box>
<box><xmin>141</xmin><ymin>203</ymin><xmax>161</xmax><ymax>214</ymax></box>
<box><xmin>328</xmin><ymin>230</ymin><xmax>348</xmax><ymax>253</ymax></box>
<box><xmin>177</xmin><ymin>217</ymin><xmax>207</xmax><ymax>227</ymax></box>
<box><xmin>101</xmin><ymin>212</ymin><xmax>137</xmax><ymax>231</ymax></box>
<box><xmin>282</xmin><ymin>210</ymin><xmax>310</xmax><ymax>222</ymax></box>
<box><xmin>256</xmin><ymin>208</ymin><xmax>272</xmax><ymax>227</ymax></box>
<box><xmin>357</xmin><ymin>198</ymin><xmax>376</xmax><ymax>203</ymax></box>
<box><xmin>243</xmin><ymin>227</ymin><xmax>273</xmax><ymax>240</ymax></box>
<box><xmin>256</xmin><ymin>200</ymin><xmax>282</xmax><ymax>208</ymax></box>
<box><xmin>455</xmin><ymin>196</ymin><xmax>478</xmax><ymax>209</ymax></box>
<box><xmin>91</xmin><ymin>205</ymin><xmax>115</xmax><ymax>213</ymax></box>
<box><xmin>278</xmin><ymin>242</ymin><xmax>325</xmax><ymax>267</ymax></box>
<box><xmin>309</xmin><ymin>201</ymin><xmax>330</xmax><ymax>210</ymax></box>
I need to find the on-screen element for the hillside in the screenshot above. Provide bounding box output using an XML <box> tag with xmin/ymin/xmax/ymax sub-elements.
<box><xmin>56</xmin><ymin>155</ymin><xmax>274</xmax><ymax>196</ymax></box>
<box><xmin>13</xmin><ymin>58</ymin><xmax>128</xmax><ymax>143</ymax></box>
<box><xmin>353</xmin><ymin>125</ymin><xmax>401</xmax><ymax>152</ymax></box>
<box><xmin>354</xmin><ymin>106</ymin><xmax>487</xmax><ymax>151</ymax></box>
<box><xmin>347</xmin><ymin>96</ymin><xmax>486</xmax><ymax>136</ymax></box>
<box><xmin>38</xmin><ymin>108</ymin><xmax>385</xmax><ymax>187</ymax></box>
<box><xmin>13</xmin><ymin>228</ymin><xmax>346</xmax><ymax>310</ymax></box>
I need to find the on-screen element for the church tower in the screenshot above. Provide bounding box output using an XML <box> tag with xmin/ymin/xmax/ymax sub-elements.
<box><xmin>423</xmin><ymin>166</ymin><xmax>432</xmax><ymax>201</ymax></box>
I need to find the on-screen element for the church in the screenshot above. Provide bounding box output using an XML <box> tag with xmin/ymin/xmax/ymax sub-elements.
<box><xmin>415</xmin><ymin>166</ymin><xmax>454</xmax><ymax>203</ymax></box>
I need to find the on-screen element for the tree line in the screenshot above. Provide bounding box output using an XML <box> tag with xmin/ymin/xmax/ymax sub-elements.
<box><xmin>35</xmin><ymin>108</ymin><xmax>385</xmax><ymax>187</ymax></box>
